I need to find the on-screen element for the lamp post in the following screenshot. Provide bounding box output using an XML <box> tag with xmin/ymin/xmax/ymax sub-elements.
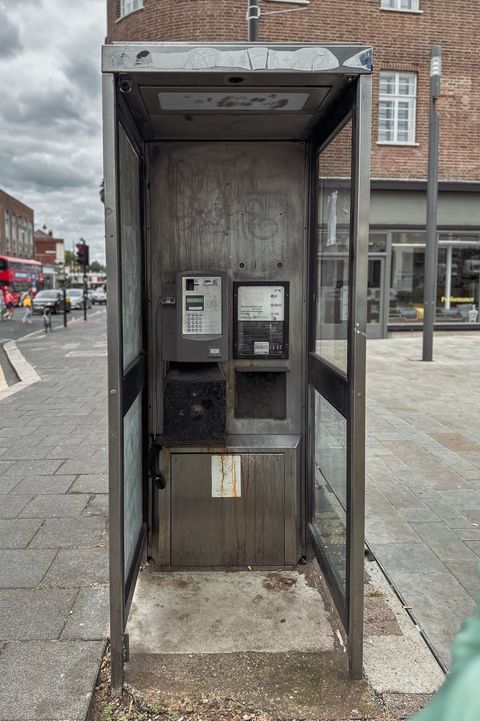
<box><xmin>247</xmin><ymin>0</ymin><xmax>260</xmax><ymax>41</ymax></box>
<box><xmin>422</xmin><ymin>46</ymin><xmax>442</xmax><ymax>361</ymax></box>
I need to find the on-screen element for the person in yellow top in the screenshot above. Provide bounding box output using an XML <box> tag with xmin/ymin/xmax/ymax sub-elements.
<box><xmin>22</xmin><ymin>292</ymin><xmax>32</xmax><ymax>325</ymax></box>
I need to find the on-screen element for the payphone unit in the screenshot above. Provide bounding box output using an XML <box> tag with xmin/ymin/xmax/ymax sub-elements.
<box><xmin>162</xmin><ymin>270</ymin><xmax>228</xmax><ymax>363</ymax></box>
<box><xmin>161</xmin><ymin>270</ymin><xmax>228</xmax><ymax>446</ymax></box>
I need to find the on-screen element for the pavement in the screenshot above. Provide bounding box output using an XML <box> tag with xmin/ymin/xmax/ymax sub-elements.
<box><xmin>0</xmin><ymin>310</ymin><xmax>109</xmax><ymax>720</ymax></box>
<box><xmin>0</xmin><ymin>316</ymin><xmax>478</xmax><ymax>718</ymax></box>
<box><xmin>366</xmin><ymin>331</ymin><xmax>480</xmax><ymax>668</ymax></box>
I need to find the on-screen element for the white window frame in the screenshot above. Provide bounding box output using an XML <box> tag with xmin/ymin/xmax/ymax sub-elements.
<box><xmin>380</xmin><ymin>0</ymin><xmax>420</xmax><ymax>11</ymax></box>
<box><xmin>4</xmin><ymin>210</ymin><xmax>9</xmax><ymax>242</ymax></box>
<box><xmin>378</xmin><ymin>71</ymin><xmax>417</xmax><ymax>145</ymax></box>
<box><xmin>119</xmin><ymin>0</ymin><xmax>144</xmax><ymax>19</ymax></box>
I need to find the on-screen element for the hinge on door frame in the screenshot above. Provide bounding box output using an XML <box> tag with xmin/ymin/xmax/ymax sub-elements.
<box><xmin>122</xmin><ymin>633</ymin><xmax>130</xmax><ymax>662</ymax></box>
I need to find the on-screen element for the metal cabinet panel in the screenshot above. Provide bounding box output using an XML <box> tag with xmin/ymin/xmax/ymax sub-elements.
<box><xmin>171</xmin><ymin>453</ymin><xmax>285</xmax><ymax>567</ymax></box>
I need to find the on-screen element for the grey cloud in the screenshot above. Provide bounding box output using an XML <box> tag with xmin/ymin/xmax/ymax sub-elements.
<box><xmin>0</xmin><ymin>148</ymin><xmax>94</xmax><ymax>191</ymax></box>
<box><xmin>2</xmin><ymin>87</ymin><xmax>85</xmax><ymax>127</ymax></box>
<box><xmin>0</xmin><ymin>0</ymin><xmax>40</xmax><ymax>5</ymax></box>
<box><xmin>0</xmin><ymin>9</ymin><xmax>22</xmax><ymax>57</ymax></box>
<box><xmin>64</xmin><ymin>56</ymin><xmax>101</xmax><ymax>96</ymax></box>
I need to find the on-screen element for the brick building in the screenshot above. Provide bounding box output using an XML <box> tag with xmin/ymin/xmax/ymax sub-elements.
<box><xmin>0</xmin><ymin>189</ymin><xmax>34</xmax><ymax>259</ymax></box>
<box><xmin>34</xmin><ymin>228</ymin><xmax>65</xmax><ymax>288</ymax></box>
<box><xmin>106</xmin><ymin>0</ymin><xmax>480</xmax><ymax>335</ymax></box>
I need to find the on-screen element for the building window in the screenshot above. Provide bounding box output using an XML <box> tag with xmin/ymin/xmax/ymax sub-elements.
<box><xmin>378</xmin><ymin>71</ymin><xmax>417</xmax><ymax>144</ymax></box>
<box><xmin>4</xmin><ymin>210</ymin><xmax>9</xmax><ymax>241</ymax></box>
<box><xmin>119</xmin><ymin>0</ymin><xmax>143</xmax><ymax>18</ymax></box>
<box><xmin>380</xmin><ymin>0</ymin><xmax>419</xmax><ymax>10</ymax></box>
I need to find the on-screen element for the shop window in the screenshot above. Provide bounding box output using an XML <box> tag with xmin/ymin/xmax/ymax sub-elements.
<box><xmin>388</xmin><ymin>232</ymin><xmax>480</xmax><ymax>324</ymax></box>
<box><xmin>378</xmin><ymin>71</ymin><xmax>417</xmax><ymax>144</ymax></box>
<box><xmin>380</xmin><ymin>0</ymin><xmax>420</xmax><ymax>10</ymax></box>
<box><xmin>437</xmin><ymin>242</ymin><xmax>480</xmax><ymax>323</ymax></box>
<box><xmin>119</xmin><ymin>0</ymin><xmax>143</xmax><ymax>18</ymax></box>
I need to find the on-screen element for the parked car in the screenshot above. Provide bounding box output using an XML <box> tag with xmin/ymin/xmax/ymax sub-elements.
<box><xmin>92</xmin><ymin>287</ymin><xmax>107</xmax><ymax>305</ymax></box>
<box><xmin>32</xmin><ymin>290</ymin><xmax>69</xmax><ymax>314</ymax></box>
<box><xmin>67</xmin><ymin>288</ymin><xmax>92</xmax><ymax>310</ymax></box>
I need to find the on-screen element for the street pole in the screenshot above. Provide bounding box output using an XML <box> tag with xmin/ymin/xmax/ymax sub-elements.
<box><xmin>422</xmin><ymin>46</ymin><xmax>442</xmax><ymax>361</ymax></box>
<box><xmin>83</xmin><ymin>253</ymin><xmax>88</xmax><ymax>322</ymax></box>
<box><xmin>247</xmin><ymin>0</ymin><xmax>260</xmax><ymax>41</ymax></box>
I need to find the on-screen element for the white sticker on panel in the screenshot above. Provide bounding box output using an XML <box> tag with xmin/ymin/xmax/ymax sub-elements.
<box><xmin>211</xmin><ymin>455</ymin><xmax>242</xmax><ymax>498</ymax></box>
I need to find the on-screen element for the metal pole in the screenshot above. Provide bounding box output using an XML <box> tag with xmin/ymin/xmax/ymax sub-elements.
<box><xmin>83</xmin><ymin>257</ymin><xmax>88</xmax><ymax>322</ymax></box>
<box><xmin>63</xmin><ymin>286</ymin><xmax>67</xmax><ymax>327</ymax></box>
<box><xmin>422</xmin><ymin>46</ymin><xmax>441</xmax><ymax>361</ymax></box>
<box><xmin>247</xmin><ymin>0</ymin><xmax>260</xmax><ymax>41</ymax></box>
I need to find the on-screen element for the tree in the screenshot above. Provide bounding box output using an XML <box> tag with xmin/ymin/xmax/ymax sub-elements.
<box><xmin>64</xmin><ymin>250</ymin><xmax>75</xmax><ymax>269</ymax></box>
<box><xmin>89</xmin><ymin>260</ymin><xmax>106</xmax><ymax>273</ymax></box>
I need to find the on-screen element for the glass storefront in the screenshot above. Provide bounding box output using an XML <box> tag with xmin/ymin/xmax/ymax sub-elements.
<box><xmin>386</xmin><ymin>231</ymin><xmax>480</xmax><ymax>326</ymax></box>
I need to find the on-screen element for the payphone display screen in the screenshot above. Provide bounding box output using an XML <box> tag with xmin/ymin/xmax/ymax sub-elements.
<box><xmin>182</xmin><ymin>276</ymin><xmax>222</xmax><ymax>335</ymax></box>
<box><xmin>233</xmin><ymin>282</ymin><xmax>289</xmax><ymax>359</ymax></box>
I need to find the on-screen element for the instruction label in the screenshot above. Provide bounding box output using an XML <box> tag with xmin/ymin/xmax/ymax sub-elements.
<box><xmin>237</xmin><ymin>285</ymin><xmax>285</xmax><ymax>322</ymax></box>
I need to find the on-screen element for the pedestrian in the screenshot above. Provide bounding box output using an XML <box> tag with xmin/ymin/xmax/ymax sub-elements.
<box><xmin>22</xmin><ymin>293</ymin><xmax>32</xmax><ymax>324</ymax></box>
<box><xmin>5</xmin><ymin>289</ymin><xmax>15</xmax><ymax>320</ymax></box>
<box><xmin>43</xmin><ymin>307</ymin><xmax>52</xmax><ymax>332</ymax></box>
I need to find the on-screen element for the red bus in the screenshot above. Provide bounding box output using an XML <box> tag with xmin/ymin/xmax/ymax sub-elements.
<box><xmin>0</xmin><ymin>256</ymin><xmax>44</xmax><ymax>306</ymax></box>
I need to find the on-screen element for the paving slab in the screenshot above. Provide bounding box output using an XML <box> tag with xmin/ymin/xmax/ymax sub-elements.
<box><xmin>61</xmin><ymin>586</ymin><xmax>109</xmax><ymax>640</ymax></box>
<box><xmin>68</xmin><ymin>473</ymin><xmax>108</xmax><ymax>494</ymax></box>
<box><xmin>0</xmin><ymin>493</ymin><xmax>32</xmax><ymax>518</ymax></box>
<box><xmin>2</xmin><ymin>459</ymin><xmax>65</xmax><ymax>478</ymax></box>
<box><xmin>42</xmin><ymin>547</ymin><xmax>109</xmax><ymax>587</ymax></box>
<box><xmin>0</xmin><ymin>549</ymin><xmax>57</xmax><ymax>588</ymax></box>
<box><xmin>29</xmin><ymin>516</ymin><xmax>107</xmax><ymax>549</ymax></box>
<box><xmin>0</xmin><ymin>475</ymin><xmax>21</xmax><ymax>493</ymax></box>
<box><xmin>0</xmin><ymin>518</ymin><xmax>43</xmax><ymax>548</ymax></box>
<box><xmin>410</xmin><ymin>522</ymin><xmax>478</xmax><ymax>561</ymax></box>
<box><xmin>444</xmin><ymin>559</ymin><xmax>480</xmax><ymax>599</ymax></box>
<box><xmin>0</xmin><ymin>589</ymin><xmax>77</xmax><ymax>640</ymax></box>
<box><xmin>0</xmin><ymin>639</ymin><xmax>105</xmax><ymax>720</ymax></box>
<box><xmin>19</xmin><ymin>493</ymin><xmax>91</xmax><ymax>518</ymax></box>
<box><xmin>12</xmin><ymin>474</ymin><xmax>76</xmax><ymax>494</ymax></box>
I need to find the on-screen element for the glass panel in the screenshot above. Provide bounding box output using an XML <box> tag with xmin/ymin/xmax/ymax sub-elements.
<box><xmin>436</xmin><ymin>245</ymin><xmax>480</xmax><ymax>322</ymax></box>
<box><xmin>119</xmin><ymin>125</ymin><xmax>143</xmax><ymax>371</ymax></box>
<box><xmin>389</xmin><ymin>244</ymin><xmax>425</xmax><ymax>321</ymax></box>
<box><xmin>379</xmin><ymin>74</ymin><xmax>395</xmax><ymax>95</ymax></box>
<box><xmin>369</xmin><ymin>233</ymin><xmax>387</xmax><ymax>253</ymax></box>
<box><xmin>315</xmin><ymin>119</ymin><xmax>352</xmax><ymax>372</ymax></box>
<box><xmin>123</xmin><ymin>392</ymin><xmax>143</xmax><ymax>576</ymax></box>
<box><xmin>313</xmin><ymin>391</ymin><xmax>347</xmax><ymax>597</ymax></box>
<box><xmin>388</xmin><ymin>233</ymin><xmax>480</xmax><ymax>324</ymax></box>
<box><xmin>367</xmin><ymin>259</ymin><xmax>382</xmax><ymax>324</ymax></box>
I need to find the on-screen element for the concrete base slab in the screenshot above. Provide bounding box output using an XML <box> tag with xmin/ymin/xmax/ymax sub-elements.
<box><xmin>124</xmin><ymin>651</ymin><xmax>384</xmax><ymax>721</ymax></box>
<box><xmin>127</xmin><ymin>567</ymin><xmax>334</xmax><ymax>655</ymax></box>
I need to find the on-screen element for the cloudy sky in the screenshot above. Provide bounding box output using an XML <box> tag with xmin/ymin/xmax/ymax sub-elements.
<box><xmin>0</xmin><ymin>0</ymin><xmax>107</xmax><ymax>262</ymax></box>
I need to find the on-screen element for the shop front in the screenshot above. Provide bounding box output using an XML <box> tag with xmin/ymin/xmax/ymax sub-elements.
<box><xmin>380</xmin><ymin>230</ymin><xmax>480</xmax><ymax>330</ymax></box>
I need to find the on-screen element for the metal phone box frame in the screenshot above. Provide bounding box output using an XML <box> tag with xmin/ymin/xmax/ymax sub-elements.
<box><xmin>103</xmin><ymin>41</ymin><xmax>372</xmax><ymax>691</ymax></box>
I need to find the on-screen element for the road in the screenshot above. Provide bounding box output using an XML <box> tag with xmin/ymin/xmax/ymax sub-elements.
<box><xmin>0</xmin><ymin>306</ymin><xmax>107</xmax><ymax>344</ymax></box>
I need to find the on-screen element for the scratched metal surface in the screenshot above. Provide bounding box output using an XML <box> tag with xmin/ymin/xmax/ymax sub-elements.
<box><xmin>102</xmin><ymin>43</ymin><xmax>373</xmax><ymax>74</ymax></box>
<box><xmin>148</xmin><ymin>140</ymin><xmax>306</xmax><ymax>437</ymax></box>
<box><xmin>171</xmin><ymin>452</ymin><xmax>285</xmax><ymax>567</ymax></box>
